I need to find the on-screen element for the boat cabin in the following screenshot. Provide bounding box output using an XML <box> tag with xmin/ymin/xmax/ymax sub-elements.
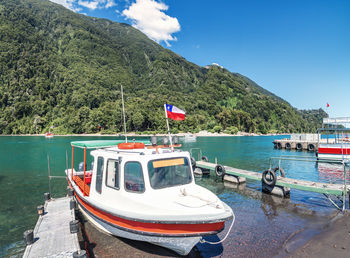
<box><xmin>67</xmin><ymin>140</ymin><xmax>193</xmax><ymax>198</ymax></box>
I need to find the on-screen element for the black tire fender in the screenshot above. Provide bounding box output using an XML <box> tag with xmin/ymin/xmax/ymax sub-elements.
<box><xmin>296</xmin><ymin>143</ymin><xmax>302</xmax><ymax>150</ymax></box>
<box><xmin>215</xmin><ymin>164</ymin><xmax>226</xmax><ymax>177</ymax></box>
<box><xmin>201</xmin><ymin>156</ymin><xmax>209</xmax><ymax>162</ymax></box>
<box><xmin>307</xmin><ymin>144</ymin><xmax>315</xmax><ymax>151</ymax></box>
<box><xmin>191</xmin><ymin>157</ymin><xmax>196</xmax><ymax>168</ymax></box>
<box><xmin>262</xmin><ymin>169</ymin><xmax>277</xmax><ymax>186</ymax></box>
<box><xmin>272</xmin><ymin>167</ymin><xmax>285</xmax><ymax>177</ymax></box>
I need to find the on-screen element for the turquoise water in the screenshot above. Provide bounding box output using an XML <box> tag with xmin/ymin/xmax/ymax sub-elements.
<box><xmin>0</xmin><ymin>136</ymin><xmax>348</xmax><ymax>257</ymax></box>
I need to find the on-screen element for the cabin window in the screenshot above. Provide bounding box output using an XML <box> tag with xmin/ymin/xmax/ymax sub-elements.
<box><xmin>124</xmin><ymin>162</ymin><xmax>145</xmax><ymax>193</ymax></box>
<box><xmin>96</xmin><ymin>157</ymin><xmax>104</xmax><ymax>194</ymax></box>
<box><xmin>106</xmin><ymin>159</ymin><xmax>119</xmax><ymax>189</ymax></box>
<box><xmin>148</xmin><ymin>157</ymin><xmax>192</xmax><ymax>189</ymax></box>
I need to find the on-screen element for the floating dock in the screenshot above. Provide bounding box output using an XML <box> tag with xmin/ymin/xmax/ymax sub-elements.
<box><xmin>196</xmin><ymin>161</ymin><xmax>347</xmax><ymax>195</ymax></box>
<box><xmin>23</xmin><ymin>196</ymin><xmax>81</xmax><ymax>258</ymax></box>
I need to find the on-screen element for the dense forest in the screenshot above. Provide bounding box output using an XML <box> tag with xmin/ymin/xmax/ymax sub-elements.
<box><xmin>0</xmin><ymin>0</ymin><xmax>327</xmax><ymax>135</ymax></box>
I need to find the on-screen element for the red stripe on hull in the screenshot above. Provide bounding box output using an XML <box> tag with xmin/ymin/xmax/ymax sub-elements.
<box><xmin>318</xmin><ymin>147</ymin><xmax>350</xmax><ymax>155</ymax></box>
<box><xmin>75</xmin><ymin>194</ymin><xmax>225</xmax><ymax>236</ymax></box>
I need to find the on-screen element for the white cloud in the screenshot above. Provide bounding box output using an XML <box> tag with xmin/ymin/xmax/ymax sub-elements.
<box><xmin>78</xmin><ymin>0</ymin><xmax>116</xmax><ymax>10</ymax></box>
<box><xmin>122</xmin><ymin>0</ymin><xmax>180</xmax><ymax>46</ymax></box>
<box><xmin>50</xmin><ymin>0</ymin><xmax>116</xmax><ymax>11</ymax></box>
<box><xmin>78</xmin><ymin>0</ymin><xmax>99</xmax><ymax>10</ymax></box>
<box><xmin>105</xmin><ymin>0</ymin><xmax>116</xmax><ymax>8</ymax></box>
<box><xmin>49</xmin><ymin>0</ymin><xmax>76</xmax><ymax>11</ymax></box>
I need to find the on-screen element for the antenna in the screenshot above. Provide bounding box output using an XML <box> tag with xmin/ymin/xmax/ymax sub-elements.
<box><xmin>121</xmin><ymin>85</ymin><xmax>127</xmax><ymax>143</ymax></box>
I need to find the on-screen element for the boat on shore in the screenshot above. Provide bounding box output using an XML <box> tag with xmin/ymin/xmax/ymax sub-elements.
<box><xmin>65</xmin><ymin>139</ymin><xmax>233</xmax><ymax>255</ymax></box>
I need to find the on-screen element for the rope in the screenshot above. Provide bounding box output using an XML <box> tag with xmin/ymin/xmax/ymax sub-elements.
<box><xmin>177</xmin><ymin>188</ymin><xmax>222</xmax><ymax>209</ymax></box>
<box><xmin>199</xmin><ymin>212</ymin><xmax>235</xmax><ymax>245</ymax></box>
<box><xmin>173</xmin><ymin>201</ymin><xmax>216</xmax><ymax>208</ymax></box>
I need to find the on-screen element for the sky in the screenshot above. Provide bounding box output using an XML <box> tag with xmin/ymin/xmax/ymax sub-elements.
<box><xmin>49</xmin><ymin>0</ymin><xmax>350</xmax><ymax>118</ymax></box>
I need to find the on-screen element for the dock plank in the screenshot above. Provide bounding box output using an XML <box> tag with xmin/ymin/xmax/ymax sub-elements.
<box><xmin>23</xmin><ymin>197</ymin><xmax>80</xmax><ymax>258</ymax></box>
<box><xmin>196</xmin><ymin>161</ymin><xmax>348</xmax><ymax>195</ymax></box>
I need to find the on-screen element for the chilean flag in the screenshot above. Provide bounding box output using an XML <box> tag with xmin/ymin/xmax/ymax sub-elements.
<box><xmin>165</xmin><ymin>104</ymin><xmax>185</xmax><ymax>121</ymax></box>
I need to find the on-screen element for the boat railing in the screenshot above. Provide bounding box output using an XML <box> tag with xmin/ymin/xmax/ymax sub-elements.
<box><xmin>47</xmin><ymin>154</ymin><xmax>67</xmax><ymax>199</ymax></box>
<box><xmin>190</xmin><ymin>148</ymin><xmax>202</xmax><ymax>161</ymax></box>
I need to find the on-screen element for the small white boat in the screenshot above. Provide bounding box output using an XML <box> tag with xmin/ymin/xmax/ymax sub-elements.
<box><xmin>45</xmin><ymin>132</ymin><xmax>54</xmax><ymax>138</ymax></box>
<box><xmin>184</xmin><ymin>134</ymin><xmax>197</xmax><ymax>142</ymax></box>
<box><xmin>65</xmin><ymin>140</ymin><xmax>233</xmax><ymax>255</ymax></box>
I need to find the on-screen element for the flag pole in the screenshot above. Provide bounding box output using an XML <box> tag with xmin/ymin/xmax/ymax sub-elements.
<box><xmin>164</xmin><ymin>104</ymin><xmax>174</xmax><ymax>151</ymax></box>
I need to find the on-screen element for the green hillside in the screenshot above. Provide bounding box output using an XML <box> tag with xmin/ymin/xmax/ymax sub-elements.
<box><xmin>0</xmin><ymin>0</ymin><xmax>327</xmax><ymax>135</ymax></box>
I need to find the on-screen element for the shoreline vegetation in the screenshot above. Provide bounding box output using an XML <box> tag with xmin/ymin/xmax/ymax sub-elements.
<box><xmin>0</xmin><ymin>130</ymin><xmax>290</xmax><ymax>137</ymax></box>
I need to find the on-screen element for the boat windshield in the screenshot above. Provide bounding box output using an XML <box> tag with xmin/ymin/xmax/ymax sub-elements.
<box><xmin>148</xmin><ymin>157</ymin><xmax>192</xmax><ymax>189</ymax></box>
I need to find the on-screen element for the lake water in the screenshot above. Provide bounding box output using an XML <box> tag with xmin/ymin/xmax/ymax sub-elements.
<box><xmin>0</xmin><ymin>135</ymin><xmax>348</xmax><ymax>257</ymax></box>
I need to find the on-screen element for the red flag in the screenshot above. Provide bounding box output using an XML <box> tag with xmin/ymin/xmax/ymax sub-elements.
<box><xmin>327</xmin><ymin>103</ymin><xmax>330</xmax><ymax>108</ymax></box>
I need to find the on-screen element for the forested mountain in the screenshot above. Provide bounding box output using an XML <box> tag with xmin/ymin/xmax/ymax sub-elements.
<box><xmin>0</xmin><ymin>0</ymin><xmax>327</xmax><ymax>134</ymax></box>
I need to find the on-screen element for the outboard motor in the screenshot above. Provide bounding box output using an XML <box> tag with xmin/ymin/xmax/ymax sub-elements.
<box><xmin>150</xmin><ymin>136</ymin><xmax>157</xmax><ymax>146</ymax></box>
<box><xmin>78</xmin><ymin>162</ymin><xmax>84</xmax><ymax>171</ymax></box>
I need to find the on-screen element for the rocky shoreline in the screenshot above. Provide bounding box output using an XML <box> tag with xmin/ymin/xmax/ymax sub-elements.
<box><xmin>0</xmin><ymin>130</ymin><xmax>289</xmax><ymax>137</ymax></box>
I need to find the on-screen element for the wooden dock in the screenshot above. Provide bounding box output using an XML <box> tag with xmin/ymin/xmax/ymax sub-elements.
<box><xmin>196</xmin><ymin>161</ymin><xmax>349</xmax><ymax>195</ymax></box>
<box><xmin>23</xmin><ymin>196</ymin><xmax>81</xmax><ymax>258</ymax></box>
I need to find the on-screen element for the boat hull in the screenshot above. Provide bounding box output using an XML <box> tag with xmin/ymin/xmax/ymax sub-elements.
<box><xmin>77</xmin><ymin>198</ymin><xmax>201</xmax><ymax>255</ymax></box>
<box><xmin>317</xmin><ymin>145</ymin><xmax>350</xmax><ymax>162</ymax></box>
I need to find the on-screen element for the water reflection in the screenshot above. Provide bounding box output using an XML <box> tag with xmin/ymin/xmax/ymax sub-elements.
<box><xmin>317</xmin><ymin>162</ymin><xmax>350</xmax><ymax>182</ymax></box>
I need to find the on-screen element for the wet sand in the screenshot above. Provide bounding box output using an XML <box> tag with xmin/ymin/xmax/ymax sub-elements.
<box><xmin>288</xmin><ymin>211</ymin><xmax>350</xmax><ymax>258</ymax></box>
<box><xmin>76</xmin><ymin>211</ymin><xmax>201</xmax><ymax>257</ymax></box>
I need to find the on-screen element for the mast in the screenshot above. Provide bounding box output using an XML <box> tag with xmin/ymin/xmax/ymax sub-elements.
<box><xmin>121</xmin><ymin>85</ymin><xmax>127</xmax><ymax>143</ymax></box>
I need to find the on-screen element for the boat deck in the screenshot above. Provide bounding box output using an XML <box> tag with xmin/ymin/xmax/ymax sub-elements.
<box><xmin>196</xmin><ymin>161</ymin><xmax>349</xmax><ymax>195</ymax></box>
<box><xmin>23</xmin><ymin>197</ymin><xmax>80</xmax><ymax>258</ymax></box>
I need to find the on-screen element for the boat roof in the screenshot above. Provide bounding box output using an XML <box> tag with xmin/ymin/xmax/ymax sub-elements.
<box><xmin>323</xmin><ymin>117</ymin><xmax>350</xmax><ymax>124</ymax></box>
<box><xmin>71</xmin><ymin>139</ymin><xmax>152</xmax><ymax>149</ymax></box>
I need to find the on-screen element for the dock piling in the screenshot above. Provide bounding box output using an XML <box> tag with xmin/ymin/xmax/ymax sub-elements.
<box><xmin>37</xmin><ymin>205</ymin><xmax>44</xmax><ymax>216</ymax></box>
<box><xmin>44</xmin><ymin>192</ymin><xmax>50</xmax><ymax>201</ymax></box>
<box><xmin>23</xmin><ymin>229</ymin><xmax>34</xmax><ymax>245</ymax></box>
<box><xmin>73</xmin><ymin>250</ymin><xmax>87</xmax><ymax>258</ymax></box>
<box><xmin>70</xmin><ymin>220</ymin><xmax>79</xmax><ymax>234</ymax></box>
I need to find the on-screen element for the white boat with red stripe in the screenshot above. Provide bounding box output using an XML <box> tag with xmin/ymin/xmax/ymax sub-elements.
<box><xmin>65</xmin><ymin>139</ymin><xmax>234</xmax><ymax>255</ymax></box>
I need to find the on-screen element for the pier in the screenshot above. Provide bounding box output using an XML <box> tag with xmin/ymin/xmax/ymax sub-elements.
<box><xmin>273</xmin><ymin>139</ymin><xmax>318</xmax><ymax>151</ymax></box>
<box><xmin>23</xmin><ymin>196</ymin><xmax>82</xmax><ymax>258</ymax></box>
<box><xmin>273</xmin><ymin>133</ymin><xmax>319</xmax><ymax>151</ymax></box>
